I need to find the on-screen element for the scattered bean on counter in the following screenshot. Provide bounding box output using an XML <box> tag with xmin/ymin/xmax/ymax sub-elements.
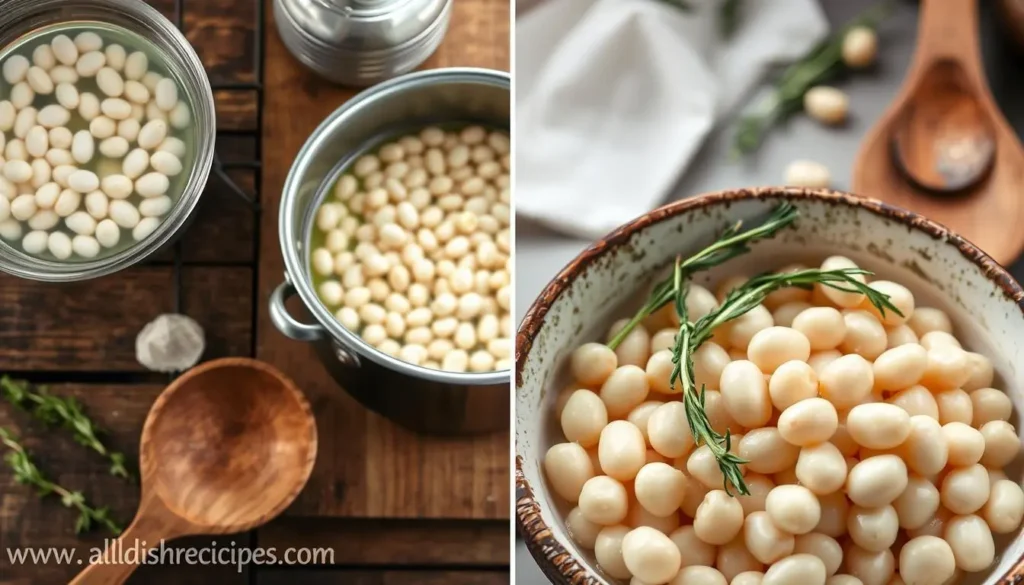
<box><xmin>309</xmin><ymin>125</ymin><xmax>511</xmax><ymax>374</ymax></box>
<box><xmin>0</xmin><ymin>28</ymin><xmax>192</xmax><ymax>260</ymax></box>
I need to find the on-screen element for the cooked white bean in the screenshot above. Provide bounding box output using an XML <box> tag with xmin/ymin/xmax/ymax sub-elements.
<box><xmin>89</xmin><ymin>116</ymin><xmax>116</xmax><ymax>139</ymax></box>
<box><xmin>49</xmin><ymin>65</ymin><xmax>78</xmax><ymax>84</ymax></box>
<box><xmin>78</xmin><ymin>92</ymin><xmax>100</xmax><ymax>121</ymax></box>
<box><xmin>648</xmin><ymin>402</ymin><xmax>694</xmax><ymax>459</ymax></box>
<box><xmin>132</xmin><ymin>216</ymin><xmax>159</xmax><ymax>240</ymax></box>
<box><xmin>155</xmin><ymin>78</ymin><xmax>178</xmax><ymax>111</ymax></box>
<box><xmin>51</xmin><ymin>35</ymin><xmax>78</xmax><ymax>66</ymax></box>
<box><xmin>792</xmin><ymin>307</ymin><xmax>845</xmax><ymax>350</ymax></box>
<box><xmin>108</xmin><ymin>199</ymin><xmax>140</xmax><ymax>229</ymax></box>
<box><xmin>694</xmin><ymin>490</ymin><xmax>744</xmax><ymax>545</ymax></box>
<box><xmin>65</xmin><ymin>170</ymin><xmax>98</xmax><ymax>194</ymax></box>
<box><xmin>840</xmin><ymin>310</ymin><xmax>887</xmax><ymax>360</ymax></box>
<box><xmin>720</xmin><ymin>360</ymin><xmax>772</xmax><ymax>427</ymax></box>
<box><xmin>873</xmin><ymin>344</ymin><xmax>927</xmax><ymax>391</ymax></box>
<box><xmin>970</xmin><ymin>388</ymin><xmax>1011</xmax><ymax>427</ymax></box>
<box><xmin>819</xmin><ymin>354</ymin><xmax>873</xmax><ymax>410</ymax></box>
<box><xmin>71</xmin><ymin>130</ymin><xmax>94</xmax><ymax>164</ymax></box>
<box><xmin>726</xmin><ymin>304</ymin><xmax>773</xmax><ymax>350</ymax></box>
<box><xmin>135</xmin><ymin>172</ymin><xmax>169</xmax><ymax>198</ymax></box>
<box><xmin>544</xmin><ymin>442</ymin><xmax>594</xmax><ymax>503</ymax></box>
<box><xmin>85</xmin><ymin>190</ymin><xmax>108</xmax><ymax>220</ymax></box>
<box><xmin>4</xmin><ymin>160</ymin><xmax>32</xmax><ymax>184</ymax></box>
<box><xmin>598</xmin><ymin>420</ymin><xmax>646</xmax><ymax>481</ymax></box>
<box><xmin>794</xmin><ymin>533</ymin><xmax>842</xmax><ymax>577</ymax></box>
<box><xmin>941</xmin><ymin>463</ymin><xmax>989</xmax><ymax>514</ymax></box>
<box><xmin>846</xmin><ymin>455</ymin><xmax>908</xmax><ymax>507</ymax></box>
<box><xmin>53</xmin><ymin>83</ymin><xmax>79</xmax><ymax>110</ymax></box>
<box><xmin>763</xmin><ymin>554</ymin><xmax>826</xmax><ymax>585</ymax></box>
<box><xmin>847</xmin><ymin>505</ymin><xmax>898</xmax><ymax>552</ymax></box>
<box><xmin>842</xmin><ymin>26</ymin><xmax>878</xmax><ymax>68</ymax></box>
<box><xmin>766</xmin><ymin>485</ymin><xmax>820</xmax><ymax>535</ymax></box>
<box><xmin>803</xmin><ymin>86</ymin><xmax>849</xmax><ymax>125</ymax></box>
<box><xmin>784</xmin><ymin>160</ymin><xmax>830</xmax><ymax>188</ymax></box>
<box><xmin>634</xmin><ymin>462</ymin><xmax>687</xmax><ymax>517</ymax></box>
<box><xmin>744</xmin><ymin>510</ymin><xmax>795</xmax><ymax>564</ymax></box>
<box><xmin>899</xmin><ymin>536</ymin><xmax>954</xmax><ymax>585</ymax></box>
<box><xmin>13</xmin><ymin>107</ymin><xmax>35</xmax><ymax>139</ymax></box>
<box><xmin>96</xmin><ymin>66</ymin><xmax>124</xmax><ymax>97</ymax></box>
<box><xmin>622</xmin><ymin>526</ymin><xmax>682</xmax><ymax>584</ymax></box>
<box><xmin>778</xmin><ymin>398</ymin><xmax>838</xmax><ymax>447</ymax></box>
<box><xmin>578</xmin><ymin>475</ymin><xmax>628</xmax><ymax>525</ymax></box>
<box><xmin>593</xmin><ymin>525</ymin><xmax>632</xmax><ymax>579</ymax></box>
<box><xmin>138</xmin><ymin>119</ymin><xmax>167</xmax><ymax>150</ymax></box>
<box><xmin>561</xmin><ymin>389</ymin><xmax>607</xmax><ymax>448</ymax></box>
<box><xmin>0</xmin><ymin>101</ymin><xmax>15</xmax><ymax>131</ymax></box>
<box><xmin>75</xmin><ymin>50</ymin><xmax>105</xmax><ymax>77</ymax></box>
<box><xmin>26</xmin><ymin>210</ymin><xmax>58</xmax><ymax>230</ymax></box>
<box><xmin>25</xmin><ymin>125</ymin><xmax>48</xmax><ymax>158</ymax></box>
<box><xmin>122</xmin><ymin>79</ymin><xmax>149</xmax><ymax>104</ymax></box>
<box><xmin>739</xmin><ymin>427</ymin><xmax>800</xmax><ymax>474</ymax></box>
<box><xmin>169</xmin><ymin>101</ymin><xmax>190</xmax><ymax>129</ymax></box>
<box><xmin>124</xmin><ymin>51</ymin><xmax>147</xmax><ymax>80</ymax></box>
<box><xmin>846</xmin><ymin>403</ymin><xmax>911</xmax><ymax>450</ymax></box>
<box><xmin>942</xmin><ymin>421</ymin><xmax>984</xmax><ymax>467</ymax></box>
<box><xmin>2</xmin><ymin>54</ymin><xmax>29</xmax><ymax>84</ymax></box>
<box><xmin>599</xmin><ymin>365</ymin><xmax>650</xmax><ymax>418</ymax></box>
<box><xmin>893</xmin><ymin>475</ymin><xmax>940</xmax><ymax>531</ymax></box>
<box><xmin>944</xmin><ymin>513</ymin><xmax>994</xmax><ymax>572</ymax></box>
<box><xmin>920</xmin><ymin>345</ymin><xmax>970</xmax><ymax>392</ymax></box>
<box><xmin>795</xmin><ymin>442</ymin><xmax>847</xmax><ymax>495</ymax></box>
<box><xmin>983</xmin><ymin>479</ymin><xmax>1024</xmax><ymax>533</ymax></box>
<box><xmin>33</xmin><ymin>181</ymin><xmax>59</xmax><ymax>208</ymax></box>
<box><xmin>64</xmin><ymin>210</ymin><xmax>97</xmax><ymax>236</ymax></box>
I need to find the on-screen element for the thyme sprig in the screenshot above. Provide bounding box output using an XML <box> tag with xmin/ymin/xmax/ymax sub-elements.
<box><xmin>0</xmin><ymin>427</ymin><xmax>123</xmax><ymax>535</ymax></box>
<box><xmin>0</xmin><ymin>376</ymin><xmax>133</xmax><ymax>481</ymax></box>
<box><xmin>608</xmin><ymin>202</ymin><xmax>799</xmax><ymax>350</ymax></box>
<box><xmin>731</xmin><ymin>0</ymin><xmax>894</xmax><ymax>156</ymax></box>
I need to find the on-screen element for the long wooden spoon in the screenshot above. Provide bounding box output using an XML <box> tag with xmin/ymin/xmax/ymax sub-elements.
<box><xmin>853</xmin><ymin>0</ymin><xmax>1024</xmax><ymax>265</ymax></box>
<box><xmin>69</xmin><ymin>358</ymin><xmax>317</xmax><ymax>584</ymax></box>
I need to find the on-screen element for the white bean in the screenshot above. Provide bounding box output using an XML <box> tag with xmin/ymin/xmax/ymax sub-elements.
<box><xmin>51</xmin><ymin>35</ymin><xmax>78</xmax><ymax>66</ymax></box>
<box><xmin>49</xmin><ymin>65</ymin><xmax>78</xmax><ymax>84</ymax></box>
<box><xmin>47</xmin><ymin>231</ymin><xmax>72</xmax><ymax>259</ymax></box>
<box><xmin>842</xmin><ymin>27</ymin><xmax>878</xmax><ymax>69</ymax></box>
<box><xmin>169</xmin><ymin>102</ymin><xmax>190</xmax><ymax>129</ymax></box>
<box><xmin>784</xmin><ymin>160</ymin><xmax>830</xmax><ymax>188</ymax></box>
<box><xmin>803</xmin><ymin>86</ymin><xmax>849</xmax><ymax>125</ymax></box>
<box><xmin>561</xmin><ymin>389</ymin><xmax>607</xmax><ymax>448</ymax></box>
<box><xmin>13</xmin><ymin>107</ymin><xmax>35</xmax><ymax>139</ymax></box>
<box><xmin>158</xmin><ymin>136</ymin><xmax>186</xmax><ymax>158</ymax></box>
<box><xmin>123</xmin><ymin>80</ymin><xmax>150</xmax><ymax>104</ymax></box>
<box><xmin>67</xmin><ymin>170</ymin><xmax>98</xmax><ymax>194</ymax></box>
<box><xmin>744</xmin><ymin>510</ymin><xmax>795</xmax><ymax>564</ymax></box>
<box><xmin>845</xmin><ymin>455</ymin><xmax>908</xmax><ymax>507</ymax></box>
<box><xmin>25</xmin><ymin>126</ymin><xmax>48</xmax><ymax>158</ymax></box>
<box><xmin>55</xmin><ymin>82</ymin><xmax>79</xmax><ymax>109</ymax></box>
<box><xmin>739</xmin><ymin>428</ymin><xmax>800</xmax><ymax>474</ymax></box>
<box><xmin>155</xmin><ymin>78</ymin><xmax>178</xmax><ymax>111</ymax></box>
<box><xmin>85</xmin><ymin>190</ymin><xmax>108</xmax><ymax>220</ymax></box>
<box><xmin>122</xmin><ymin>148</ymin><xmax>149</xmax><ymax>179</ymax></box>
<box><xmin>96</xmin><ymin>67</ymin><xmax>124</xmax><ymax>97</ymax></box>
<box><xmin>4</xmin><ymin>160</ymin><xmax>32</xmax><ymax>183</ymax></box>
<box><xmin>2</xmin><ymin>54</ymin><xmax>29</xmax><ymax>84</ymax></box>
<box><xmin>32</xmin><ymin>45</ymin><xmax>55</xmax><ymax>70</ymax></box>
<box><xmin>983</xmin><ymin>479</ymin><xmax>1024</xmax><ymax>534</ymax></box>
<box><xmin>75</xmin><ymin>51</ymin><xmax>106</xmax><ymax>77</ymax></box>
<box><xmin>778</xmin><ymin>398</ymin><xmax>838</xmax><ymax>447</ymax></box>
<box><xmin>847</xmin><ymin>505</ymin><xmax>898</xmax><ymax>552</ymax></box>
<box><xmin>21</xmin><ymin>230</ymin><xmax>47</xmax><ymax>254</ymax></box>
<box><xmin>593</xmin><ymin>525</ymin><xmax>631</xmax><ymax>579</ymax></box>
<box><xmin>98</xmin><ymin>136</ymin><xmax>129</xmax><ymax>159</ymax></box>
<box><xmin>74</xmin><ymin>32</ymin><xmax>103</xmax><ymax>53</ymax></box>
<box><xmin>720</xmin><ymin>360</ymin><xmax>772</xmax><ymax>428</ymax></box>
<box><xmin>578</xmin><ymin>475</ymin><xmax>628</xmax><ymax>525</ymax></box>
<box><xmin>135</xmin><ymin>172</ymin><xmax>168</xmax><ymax>197</ymax></box>
<box><xmin>33</xmin><ymin>181</ymin><xmax>59</xmax><ymax>209</ymax></box>
<box><xmin>795</xmin><ymin>442</ymin><xmax>847</xmax><ymax>496</ymax></box>
<box><xmin>139</xmin><ymin>195</ymin><xmax>172</xmax><ymax>218</ymax></box>
<box><xmin>543</xmin><ymin>442</ymin><xmax>594</xmax><ymax>503</ymax></box>
<box><xmin>10</xmin><ymin>82</ymin><xmax>34</xmax><ymax>109</ymax></box>
<box><xmin>71</xmin><ymin>130</ymin><xmax>94</xmax><ymax>164</ymax></box>
<box><xmin>0</xmin><ymin>197</ymin><xmax>8</xmax><ymax>223</ymax></box>
<box><xmin>137</xmin><ymin>119</ymin><xmax>167</xmax><ymax>150</ymax></box>
<box><xmin>104</xmin><ymin>44</ymin><xmax>126</xmax><ymax>71</ymax></box>
<box><xmin>0</xmin><ymin>218</ymin><xmax>22</xmax><ymax>240</ymax></box>
<box><xmin>100</xmin><ymin>98</ymin><xmax>132</xmax><ymax>120</ymax></box>
<box><xmin>78</xmin><ymin>92</ymin><xmax>100</xmax><ymax>121</ymax></box>
<box><xmin>27</xmin><ymin>210</ymin><xmax>58</xmax><ymax>230</ymax></box>
<box><xmin>108</xmin><ymin>200</ymin><xmax>140</xmax><ymax>229</ymax></box>
<box><xmin>0</xmin><ymin>101</ymin><xmax>14</xmax><ymax>131</ymax></box>
<box><xmin>621</xmin><ymin>526</ymin><xmax>682</xmax><ymax>584</ymax></box>
<box><xmin>27</xmin><ymin>66</ymin><xmax>54</xmax><ymax>95</ymax></box>
<box><xmin>89</xmin><ymin>116</ymin><xmax>116</xmax><ymax>139</ymax></box>
<box><xmin>763</xmin><ymin>554</ymin><xmax>826</xmax><ymax>585</ymax></box>
<box><xmin>124</xmin><ymin>51</ymin><xmax>148</xmax><ymax>81</ymax></box>
<box><xmin>694</xmin><ymin>490</ymin><xmax>744</xmax><ymax>545</ymax></box>
<box><xmin>53</xmin><ymin>188</ymin><xmax>80</xmax><ymax>217</ymax></box>
<box><xmin>71</xmin><ymin>235</ymin><xmax>100</xmax><ymax>258</ymax></box>
<box><xmin>65</xmin><ymin>211</ymin><xmax>96</xmax><ymax>235</ymax></box>
<box><xmin>846</xmin><ymin>403</ymin><xmax>911</xmax><ymax>450</ymax></box>
<box><xmin>95</xmin><ymin>218</ymin><xmax>120</xmax><ymax>247</ymax></box>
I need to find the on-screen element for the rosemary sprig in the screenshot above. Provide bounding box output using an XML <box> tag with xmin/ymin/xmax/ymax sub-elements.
<box><xmin>0</xmin><ymin>376</ymin><xmax>133</xmax><ymax>481</ymax></box>
<box><xmin>0</xmin><ymin>427</ymin><xmax>123</xmax><ymax>535</ymax></box>
<box><xmin>668</xmin><ymin>266</ymin><xmax>901</xmax><ymax>495</ymax></box>
<box><xmin>730</xmin><ymin>0</ymin><xmax>894</xmax><ymax>156</ymax></box>
<box><xmin>608</xmin><ymin>202</ymin><xmax>799</xmax><ymax>350</ymax></box>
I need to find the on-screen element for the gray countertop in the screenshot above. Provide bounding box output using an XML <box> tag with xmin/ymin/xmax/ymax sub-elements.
<box><xmin>514</xmin><ymin>0</ymin><xmax>1024</xmax><ymax>581</ymax></box>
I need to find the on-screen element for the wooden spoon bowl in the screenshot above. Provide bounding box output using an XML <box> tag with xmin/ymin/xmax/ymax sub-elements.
<box><xmin>70</xmin><ymin>358</ymin><xmax>317</xmax><ymax>585</ymax></box>
<box><xmin>854</xmin><ymin>0</ymin><xmax>1024</xmax><ymax>265</ymax></box>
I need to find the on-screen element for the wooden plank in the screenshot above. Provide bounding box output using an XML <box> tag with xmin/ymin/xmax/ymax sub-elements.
<box><xmin>257</xmin><ymin>0</ymin><xmax>510</xmax><ymax>520</ymax></box>
<box><xmin>259</xmin><ymin>518</ymin><xmax>509</xmax><ymax>566</ymax></box>
<box><xmin>179</xmin><ymin>170</ymin><xmax>257</xmax><ymax>263</ymax></box>
<box><xmin>0</xmin><ymin>268</ymin><xmax>253</xmax><ymax>372</ymax></box>
<box><xmin>215</xmin><ymin>90</ymin><xmax>259</xmax><ymax>132</ymax></box>
<box><xmin>258</xmin><ymin>570</ymin><xmax>509</xmax><ymax>585</ymax></box>
<box><xmin>183</xmin><ymin>0</ymin><xmax>258</xmax><ymax>85</ymax></box>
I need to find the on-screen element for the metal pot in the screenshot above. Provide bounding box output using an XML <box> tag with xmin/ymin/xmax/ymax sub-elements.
<box><xmin>269</xmin><ymin>68</ymin><xmax>510</xmax><ymax>435</ymax></box>
<box><xmin>273</xmin><ymin>0</ymin><xmax>452</xmax><ymax>87</ymax></box>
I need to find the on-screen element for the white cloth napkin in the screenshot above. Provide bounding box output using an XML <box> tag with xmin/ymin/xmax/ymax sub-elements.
<box><xmin>516</xmin><ymin>0</ymin><xmax>830</xmax><ymax>238</ymax></box>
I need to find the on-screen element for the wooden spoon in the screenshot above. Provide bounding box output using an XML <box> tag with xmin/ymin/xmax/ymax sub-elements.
<box><xmin>69</xmin><ymin>358</ymin><xmax>317</xmax><ymax>585</ymax></box>
<box><xmin>853</xmin><ymin>0</ymin><xmax>1024</xmax><ymax>265</ymax></box>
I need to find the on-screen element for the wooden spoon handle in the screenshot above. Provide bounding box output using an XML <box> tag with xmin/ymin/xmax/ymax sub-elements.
<box><xmin>915</xmin><ymin>0</ymin><xmax>981</xmax><ymax>65</ymax></box>
<box><xmin>68</xmin><ymin>513</ymin><xmax>178</xmax><ymax>585</ymax></box>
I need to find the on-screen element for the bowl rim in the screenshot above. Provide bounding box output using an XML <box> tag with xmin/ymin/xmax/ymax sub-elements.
<box><xmin>513</xmin><ymin>186</ymin><xmax>1024</xmax><ymax>585</ymax></box>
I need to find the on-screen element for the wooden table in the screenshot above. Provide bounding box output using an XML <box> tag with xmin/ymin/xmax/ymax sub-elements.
<box><xmin>0</xmin><ymin>1</ymin><xmax>510</xmax><ymax>583</ymax></box>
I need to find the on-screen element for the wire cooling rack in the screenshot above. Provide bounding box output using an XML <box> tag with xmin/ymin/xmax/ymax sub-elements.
<box><xmin>166</xmin><ymin>0</ymin><xmax>263</xmax><ymax>359</ymax></box>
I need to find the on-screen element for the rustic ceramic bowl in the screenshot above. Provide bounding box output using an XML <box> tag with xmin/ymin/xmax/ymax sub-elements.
<box><xmin>515</xmin><ymin>187</ymin><xmax>1024</xmax><ymax>584</ymax></box>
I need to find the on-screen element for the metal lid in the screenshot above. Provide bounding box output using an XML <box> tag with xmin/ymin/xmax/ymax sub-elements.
<box><xmin>279</xmin><ymin>0</ymin><xmax>444</xmax><ymax>51</ymax></box>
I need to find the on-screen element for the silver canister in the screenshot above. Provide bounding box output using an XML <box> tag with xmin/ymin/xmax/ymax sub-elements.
<box><xmin>273</xmin><ymin>0</ymin><xmax>452</xmax><ymax>87</ymax></box>
<box><xmin>269</xmin><ymin>68</ymin><xmax>510</xmax><ymax>435</ymax></box>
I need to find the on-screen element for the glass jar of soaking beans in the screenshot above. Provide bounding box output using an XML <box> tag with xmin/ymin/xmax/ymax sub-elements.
<box><xmin>0</xmin><ymin>0</ymin><xmax>214</xmax><ymax>282</ymax></box>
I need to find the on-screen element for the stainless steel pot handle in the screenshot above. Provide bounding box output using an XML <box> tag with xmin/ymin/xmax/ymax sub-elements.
<box><xmin>269</xmin><ymin>281</ymin><xmax>326</xmax><ymax>342</ymax></box>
